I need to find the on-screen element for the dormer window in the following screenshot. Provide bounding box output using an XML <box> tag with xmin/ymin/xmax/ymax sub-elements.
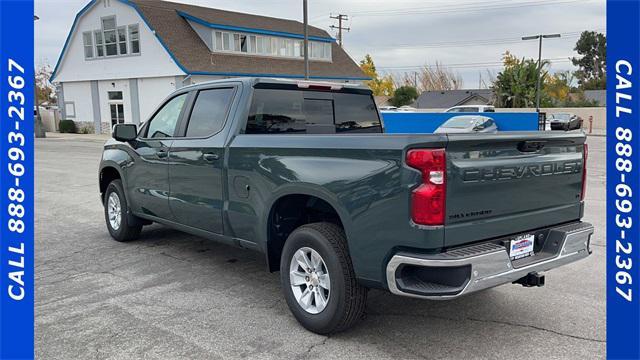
<box><xmin>210</xmin><ymin>30</ymin><xmax>331</xmax><ymax>61</ymax></box>
<box><xmin>84</xmin><ymin>15</ymin><xmax>140</xmax><ymax>60</ymax></box>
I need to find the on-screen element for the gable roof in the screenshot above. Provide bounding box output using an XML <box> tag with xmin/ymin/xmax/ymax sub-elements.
<box><xmin>52</xmin><ymin>0</ymin><xmax>367</xmax><ymax>81</ymax></box>
<box><xmin>415</xmin><ymin>89</ymin><xmax>493</xmax><ymax>109</ymax></box>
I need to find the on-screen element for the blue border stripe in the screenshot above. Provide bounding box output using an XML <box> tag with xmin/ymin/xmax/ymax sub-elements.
<box><xmin>606</xmin><ymin>0</ymin><xmax>640</xmax><ymax>358</ymax></box>
<box><xmin>1</xmin><ymin>1</ymin><xmax>35</xmax><ymax>358</ymax></box>
<box><xmin>178</xmin><ymin>11</ymin><xmax>336</xmax><ymax>43</ymax></box>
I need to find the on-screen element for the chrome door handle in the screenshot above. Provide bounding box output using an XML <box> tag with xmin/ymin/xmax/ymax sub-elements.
<box><xmin>203</xmin><ymin>153</ymin><xmax>219</xmax><ymax>162</ymax></box>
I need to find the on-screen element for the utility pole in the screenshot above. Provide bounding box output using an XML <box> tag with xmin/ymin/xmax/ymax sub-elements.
<box><xmin>414</xmin><ymin>71</ymin><xmax>418</xmax><ymax>89</ymax></box>
<box><xmin>303</xmin><ymin>0</ymin><xmax>309</xmax><ymax>79</ymax></box>
<box><xmin>522</xmin><ymin>33</ymin><xmax>561</xmax><ymax>111</ymax></box>
<box><xmin>330</xmin><ymin>14</ymin><xmax>350</xmax><ymax>47</ymax></box>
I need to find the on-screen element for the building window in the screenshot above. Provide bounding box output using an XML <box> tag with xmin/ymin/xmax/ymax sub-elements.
<box><xmin>85</xmin><ymin>16</ymin><xmax>139</xmax><ymax>60</ymax></box>
<box><xmin>64</xmin><ymin>102</ymin><xmax>76</xmax><ymax>118</ymax></box>
<box><xmin>108</xmin><ymin>91</ymin><xmax>123</xmax><ymax>100</ymax></box>
<box><xmin>102</xmin><ymin>16</ymin><xmax>118</xmax><ymax>56</ymax></box>
<box><xmin>210</xmin><ymin>30</ymin><xmax>332</xmax><ymax>61</ymax></box>
<box><xmin>83</xmin><ymin>31</ymin><xmax>94</xmax><ymax>59</ymax></box>
<box><xmin>128</xmin><ymin>24</ymin><xmax>140</xmax><ymax>54</ymax></box>
<box><xmin>117</xmin><ymin>26</ymin><xmax>127</xmax><ymax>54</ymax></box>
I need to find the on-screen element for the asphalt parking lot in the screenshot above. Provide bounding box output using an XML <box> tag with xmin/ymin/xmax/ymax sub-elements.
<box><xmin>35</xmin><ymin>133</ymin><xmax>606</xmax><ymax>359</ymax></box>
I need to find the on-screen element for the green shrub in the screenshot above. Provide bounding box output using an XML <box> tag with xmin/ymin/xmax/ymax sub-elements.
<box><xmin>59</xmin><ymin>120</ymin><xmax>77</xmax><ymax>133</ymax></box>
<box><xmin>390</xmin><ymin>86</ymin><xmax>419</xmax><ymax>107</ymax></box>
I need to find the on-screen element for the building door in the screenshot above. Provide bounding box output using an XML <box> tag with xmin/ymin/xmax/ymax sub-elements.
<box><xmin>108</xmin><ymin>91</ymin><xmax>124</xmax><ymax>127</ymax></box>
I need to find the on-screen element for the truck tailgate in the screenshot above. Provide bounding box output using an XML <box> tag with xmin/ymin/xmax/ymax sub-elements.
<box><xmin>444</xmin><ymin>131</ymin><xmax>586</xmax><ymax>247</ymax></box>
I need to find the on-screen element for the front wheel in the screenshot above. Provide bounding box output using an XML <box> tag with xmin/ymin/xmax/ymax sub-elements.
<box><xmin>104</xmin><ymin>179</ymin><xmax>142</xmax><ymax>242</ymax></box>
<box><xmin>280</xmin><ymin>222</ymin><xmax>367</xmax><ymax>334</ymax></box>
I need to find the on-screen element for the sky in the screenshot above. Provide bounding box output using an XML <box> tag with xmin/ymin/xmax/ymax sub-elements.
<box><xmin>35</xmin><ymin>0</ymin><xmax>606</xmax><ymax>89</ymax></box>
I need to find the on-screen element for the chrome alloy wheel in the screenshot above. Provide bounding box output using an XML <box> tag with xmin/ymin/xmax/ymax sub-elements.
<box><xmin>289</xmin><ymin>247</ymin><xmax>331</xmax><ymax>314</ymax></box>
<box><xmin>107</xmin><ymin>192</ymin><xmax>122</xmax><ymax>231</ymax></box>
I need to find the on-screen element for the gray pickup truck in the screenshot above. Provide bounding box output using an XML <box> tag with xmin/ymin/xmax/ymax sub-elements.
<box><xmin>99</xmin><ymin>78</ymin><xmax>593</xmax><ymax>334</ymax></box>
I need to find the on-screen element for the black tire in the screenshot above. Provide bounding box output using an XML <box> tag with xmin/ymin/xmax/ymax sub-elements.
<box><xmin>280</xmin><ymin>222</ymin><xmax>367</xmax><ymax>334</ymax></box>
<box><xmin>103</xmin><ymin>179</ymin><xmax>142</xmax><ymax>242</ymax></box>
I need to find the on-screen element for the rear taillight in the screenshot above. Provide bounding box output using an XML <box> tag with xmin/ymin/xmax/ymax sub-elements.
<box><xmin>581</xmin><ymin>143</ymin><xmax>588</xmax><ymax>200</ymax></box>
<box><xmin>406</xmin><ymin>149</ymin><xmax>446</xmax><ymax>226</ymax></box>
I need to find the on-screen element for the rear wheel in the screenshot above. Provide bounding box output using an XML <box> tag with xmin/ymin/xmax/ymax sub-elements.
<box><xmin>280</xmin><ymin>222</ymin><xmax>367</xmax><ymax>334</ymax></box>
<box><xmin>104</xmin><ymin>179</ymin><xmax>142</xmax><ymax>242</ymax></box>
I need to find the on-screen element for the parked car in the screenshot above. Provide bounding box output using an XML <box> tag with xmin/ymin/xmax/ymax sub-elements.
<box><xmin>434</xmin><ymin>115</ymin><xmax>498</xmax><ymax>133</ymax></box>
<box><xmin>548</xmin><ymin>113</ymin><xmax>583</xmax><ymax>130</ymax></box>
<box><xmin>396</xmin><ymin>105</ymin><xmax>417</xmax><ymax>112</ymax></box>
<box><xmin>378</xmin><ymin>105</ymin><xmax>397</xmax><ymax>111</ymax></box>
<box><xmin>100</xmin><ymin>78</ymin><xmax>592</xmax><ymax>334</ymax></box>
<box><xmin>444</xmin><ymin>105</ymin><xmax>495</xmax><ymax>113</ymax></box>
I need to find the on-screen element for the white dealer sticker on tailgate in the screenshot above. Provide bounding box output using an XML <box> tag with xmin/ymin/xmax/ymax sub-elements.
<box><xmin>509</xmin><ymin>234</ymin><xmax>535</xmax><ymax>260</ymax></box>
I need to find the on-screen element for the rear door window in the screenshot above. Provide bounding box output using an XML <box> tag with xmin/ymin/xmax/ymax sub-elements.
<box><xmin>185</xmin><ymin>88</ymin><xmax>235</xmax><ymax>137</ymax></box>
<box><xmin>246</xmin><ymin>88</ymin><xmax>381</xmax><ymax>134</ymax></box>
<box><xmin>246</xmin><ymin>89</ymin><xmax>305</xmax><ymax>134</ymax></box>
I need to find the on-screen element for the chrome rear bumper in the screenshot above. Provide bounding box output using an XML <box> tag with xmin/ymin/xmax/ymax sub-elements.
<box><xmin>386</xmin><ymin>222</ymin><xmax>593</xmax><ymax>299</ymax></box>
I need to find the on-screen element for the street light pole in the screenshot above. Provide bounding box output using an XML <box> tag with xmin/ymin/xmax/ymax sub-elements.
<box><xmin>522</xmin><ymin>33</ymin><xmax>561</xmax><ymax>112</ymax></box>
<box><xmin>303</xmin><ymin>0</ymin><xmax>309</xmax><ymax>80</ymax></box>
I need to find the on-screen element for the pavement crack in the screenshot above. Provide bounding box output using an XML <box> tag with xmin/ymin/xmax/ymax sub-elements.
<box><xmin>160</xmin><ymin>252</ymin><xmax>187</xmax><ymax>262</ymax></box>
<box><xmin>298</xmin><ymin>335</ymin><xmax>330</xmax><ymax>359</ymax></box>
<box><xmin>368</xmin><ymin>312</ymin><xmax>604</xmax><ymax>343</ymax></box>
<box><xmin>465</xmin><ymin>316</ymin><xmax>605</xmax><ymax>343</ymax></box>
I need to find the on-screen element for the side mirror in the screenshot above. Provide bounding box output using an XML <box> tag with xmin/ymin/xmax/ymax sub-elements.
<box><xmin>112</xmin><ymin>123</ymin><xmax>137</xmax><ymax>142</ymax></box>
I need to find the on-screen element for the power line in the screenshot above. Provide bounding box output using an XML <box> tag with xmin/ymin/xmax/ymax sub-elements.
<box><xmin>349</xmin><ymin>0</ymin><xmax>590</xmax><ymax>17</ymax></box>
<box><xmin>310</xmin><ymin>0</ymin><xmax>590</xmax><ymax>20</ymax></box>
<box><xmin>368</xmin><ymin>30</ymin><xmax>599</xmax><ymax>50</ymax></box>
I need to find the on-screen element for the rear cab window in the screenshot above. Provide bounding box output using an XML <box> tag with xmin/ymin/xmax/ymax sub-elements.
<box><xmin>245</xmin><ymin>84</ymin><xmax>382</xmax><ymax>134</ymax></box>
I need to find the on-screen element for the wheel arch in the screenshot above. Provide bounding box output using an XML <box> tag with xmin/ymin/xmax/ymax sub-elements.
<box><xmin>263</xmin><ymin>185</ymin><xmax>352</xmax><ymax>272</ymax></box>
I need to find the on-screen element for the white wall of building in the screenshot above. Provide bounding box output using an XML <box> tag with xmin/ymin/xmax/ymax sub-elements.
<box><xmin>137</xmin><ymin>76</ymin><xmax>180</xmax><ymax>122</ymax></box>
<box><xmin>52</xmin><ymin>0</ymin><xmax>184</xmax><ymax>83</ymax></box>
<box><xmin>61</xmin><ymin>81</ymin><xmax>93</xmax><ymax>123</ymax></box>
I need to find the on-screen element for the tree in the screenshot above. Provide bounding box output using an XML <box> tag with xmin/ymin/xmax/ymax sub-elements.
<box><xmin>492</xmin><ymin>52</ymin><xmax>549</xmax><ymax>108</ymax></box>
<box><xmin>35</xmin><ymin>63</ymin><xmax>56</xmax><ymax>105</ymax></box>
<box><xmin>571</xmin><ymin>31</ymin><xmax>606</xmax><ymax>90</ymax></box>
<box><xmin>418</xmin><ymin>62</ymin><xmax>463</xmax><ymax>91</ymax></box>
<box><xmin>359</xmin><ymin>54</ymin><xmax>395</xmax><ymax>96</ymax></box>
<box><xmin>394</xmin><ymin>62</ymin><xmax>463</xmax><ymax>92</ymax></box>
<box><xmin>389</xmin><ymin>85</ymin><xmax>418</xmax><ymax>107</ymax></box>
<box><xmin>545</xmin><ymin>71</ymin><xmax>573</xmax><ymax>104</ymax></box>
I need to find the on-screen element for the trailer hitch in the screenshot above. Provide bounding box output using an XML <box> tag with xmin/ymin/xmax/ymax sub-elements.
<box><xmin>513</xmin><ymin>272</ymin><xmax>545</xmax><ymax>287</ymax></box>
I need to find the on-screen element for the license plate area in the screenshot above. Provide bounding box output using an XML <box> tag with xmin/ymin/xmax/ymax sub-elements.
<box><xmin>509</xmin><ymin>234</ymin><xmax>535</xmax><ymax>260</ymax></box>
